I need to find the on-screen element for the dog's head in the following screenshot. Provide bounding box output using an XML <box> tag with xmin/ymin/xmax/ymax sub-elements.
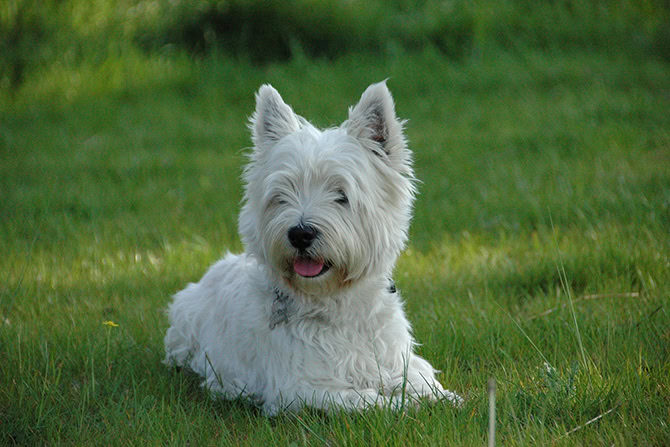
<box><xmin>239</xmin><ymin>82</ymin><xmax>416</xmax><ymax>297</ymax></box>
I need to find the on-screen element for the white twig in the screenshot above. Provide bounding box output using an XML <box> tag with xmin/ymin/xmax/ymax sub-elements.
<box><xmin>488</xmin><ymin>377</ymin><xmax>496</xmax><ymax>447</ymax></box>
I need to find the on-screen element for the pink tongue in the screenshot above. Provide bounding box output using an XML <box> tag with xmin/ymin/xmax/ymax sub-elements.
<box><xmin>293</xmin><ymin>258</ymin><xmax>324</xmax><ymax>277</ymax></box>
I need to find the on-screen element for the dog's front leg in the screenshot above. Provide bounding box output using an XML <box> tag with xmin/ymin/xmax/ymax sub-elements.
<box><xmin>403</xmin><ymin>354</ymin><xmax>463</xmax><ymax>406</ymax></box>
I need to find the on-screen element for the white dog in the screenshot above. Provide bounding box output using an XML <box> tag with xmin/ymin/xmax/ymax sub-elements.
<box><xmin>164</xmin><ymin>81</ymin><xmax>460</xmax><ymax>414</ymax></box>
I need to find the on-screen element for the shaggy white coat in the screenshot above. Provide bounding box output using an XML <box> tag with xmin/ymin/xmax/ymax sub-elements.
<box><xmin>164</xmin><ymin>82</ymin><xmax>460</xmax><ymax>414</ymax></box>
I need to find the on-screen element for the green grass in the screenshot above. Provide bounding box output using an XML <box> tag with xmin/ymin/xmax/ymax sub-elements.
<box><xmin>1</xmin><ymin>39</ymin><xmax>669</xmax><ymax>447</ymax></box>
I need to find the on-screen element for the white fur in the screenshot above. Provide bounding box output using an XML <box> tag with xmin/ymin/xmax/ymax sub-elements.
<box><xmin>164</xmin><ymin>82</ymin><xmax>461</xmax><ymax>414</ymax></box>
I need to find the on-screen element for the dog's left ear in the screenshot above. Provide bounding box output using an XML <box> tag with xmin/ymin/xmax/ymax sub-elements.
<box><xmin>345</xmin><ymin>81</ymin><xmax>409</xmax><ymax>167</ymax></box>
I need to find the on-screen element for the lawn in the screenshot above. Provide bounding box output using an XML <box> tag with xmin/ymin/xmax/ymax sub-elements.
<box><xmin>1</xmin><ymin>2</ymin><xmax>669</xmax><ymax>445</ymax></box>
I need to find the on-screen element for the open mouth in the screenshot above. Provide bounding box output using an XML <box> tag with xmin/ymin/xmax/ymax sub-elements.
<box><xmin>293</xmin><ymin>257</ymin><xmax>330</xmax><ymax>278</ymax></box>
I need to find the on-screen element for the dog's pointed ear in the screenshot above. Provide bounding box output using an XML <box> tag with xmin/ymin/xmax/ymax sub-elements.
<box><xmin>345</xmin><ymin>81</ymin><xmax>408</xmax><ymax>162</ymax></box>
<box><xmin>250</xmin><ymin>85</ymin><xmax>301</xmax><ymax>148</ymax></box>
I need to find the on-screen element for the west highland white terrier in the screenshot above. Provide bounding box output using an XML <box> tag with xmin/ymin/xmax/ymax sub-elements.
<box><xmin>164</xmin><ymin>81</ymin><xmax>460</xmax><ymax>414</ymax></box>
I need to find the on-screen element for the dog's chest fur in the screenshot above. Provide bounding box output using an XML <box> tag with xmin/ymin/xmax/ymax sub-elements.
<box><xmin>269</xmin><ymin>283</ymin><xmax>413</xmax><ymax>389</ymax></box>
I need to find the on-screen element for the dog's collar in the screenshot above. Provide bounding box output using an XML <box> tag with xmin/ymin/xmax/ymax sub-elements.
<box><xmin>269</xmin><ymin>280</ymin><xmax>396</xmax><ymax>330</ymax></box>
<box><xmin>269</xmin><ymin>288</ymin><xmax>291</xmax><ymax>329</ymax></box>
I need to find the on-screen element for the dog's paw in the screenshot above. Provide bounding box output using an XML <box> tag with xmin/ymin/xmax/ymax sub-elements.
<box><xmin>441</xmin><ymin>389</ymin><xmax>464</xmax><ymax>407</ymax></box>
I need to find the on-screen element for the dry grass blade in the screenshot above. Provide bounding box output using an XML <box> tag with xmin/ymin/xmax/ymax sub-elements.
<box><xmin>527</xmin><ymin>293</ymin><xmax>640</xmax><ymax>321</ymax></box>
<box><xmin>554</xmin><ymin>404</ymin><xmax>621</xmax><ymax>443</ymax></box>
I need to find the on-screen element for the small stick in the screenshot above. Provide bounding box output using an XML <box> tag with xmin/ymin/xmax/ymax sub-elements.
<box><xmin>488</xmin><ymin>377</ymin><xmax>496</xmax><ymax>447</ymax></box>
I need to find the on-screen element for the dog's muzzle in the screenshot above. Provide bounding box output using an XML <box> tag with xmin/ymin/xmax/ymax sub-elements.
<box><xmin>287</xmin><ymin>224</ymin><xmax>331</xmax><ymax>278</ymax></box>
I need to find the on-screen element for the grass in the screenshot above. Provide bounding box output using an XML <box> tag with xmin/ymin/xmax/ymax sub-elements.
<box><xmin>1</xmin><ymin>19</ymin><xmax>670</xmax><ymax>446</ymax></box>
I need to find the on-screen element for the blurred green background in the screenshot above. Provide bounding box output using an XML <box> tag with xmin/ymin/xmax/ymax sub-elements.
<box><xmin>1</xmin><ymin>1</ymin><xmax>669</xmax><ymax>445</ymax></box>
<box><xmin>2</xmin><ymin>0</ymin><xmax>669</xmax><ymax>101</ymax></box>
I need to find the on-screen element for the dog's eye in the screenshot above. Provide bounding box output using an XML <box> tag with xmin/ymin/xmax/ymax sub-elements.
<box><xmin>335</xmin><ymin>190</ymin><xmax>349</xmax><ymax>206</ymax></box>
<box><xmin>271</xmin><ymin>194</ymin><xmax>287</xmax><ymax>206</ymax></box>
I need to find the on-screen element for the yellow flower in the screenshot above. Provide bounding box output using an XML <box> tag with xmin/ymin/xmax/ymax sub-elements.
<box><xmin>102</xmin><ymin>320</ymin><xmax>119</xmax><ymax>327</ymax></box>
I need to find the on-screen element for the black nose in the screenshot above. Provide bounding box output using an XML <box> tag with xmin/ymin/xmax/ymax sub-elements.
<box><xmin>288</xmin><ymin>224</ymin><xmax>318</xmax><ymax>250</ymax></box>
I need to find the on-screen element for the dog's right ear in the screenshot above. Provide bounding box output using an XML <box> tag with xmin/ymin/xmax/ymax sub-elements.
<box><xmin>250</xmin><ymin>85</ymin><xmax>301</xmax><ymax>149</ymax></box>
